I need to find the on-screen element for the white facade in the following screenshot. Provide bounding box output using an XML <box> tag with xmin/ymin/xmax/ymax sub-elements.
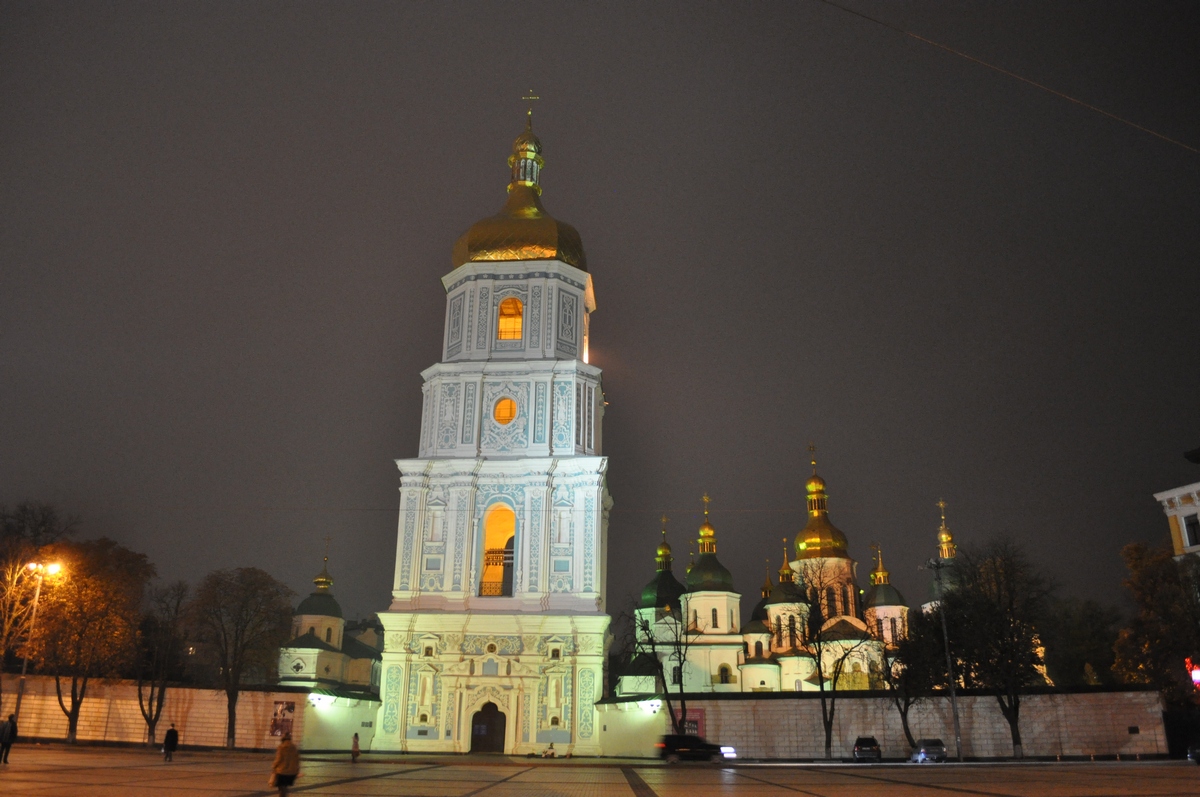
<box><xmin>1154</xmin><ymin>479</ymin><xmax>1200</xmax><ymax>557</ymax></box>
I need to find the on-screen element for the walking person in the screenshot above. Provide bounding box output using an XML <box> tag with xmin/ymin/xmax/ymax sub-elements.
<box><xmin>0</xmin><ymin>713</ymin><xmax>17</xmax><ymax>764</ymax></box>
<box><xmin>270</xmin><ymin>732</ymin><xmax>301</xmax><ymax>797</ymax></box>
<box><xmin>351</xmin><ymin>732</ymin><xmax>360</xmax><ymax>764</ymax></box>
<box><xmin>162</xmin><ymin>724</ymin><xmax>179</xmax><ymax>762</ymax></box>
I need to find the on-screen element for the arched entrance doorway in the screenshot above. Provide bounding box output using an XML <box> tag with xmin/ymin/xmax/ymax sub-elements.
<box><xmin>470</xmin><ymin>702</ymin><xmax>506</xmax><ymax>753</ymax></box>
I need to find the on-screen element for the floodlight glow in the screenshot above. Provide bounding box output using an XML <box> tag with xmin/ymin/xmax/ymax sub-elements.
<box><xmin>46</xmin><ymin>563</ymin><xmax>61</xmax><ymax>575</ymax></box>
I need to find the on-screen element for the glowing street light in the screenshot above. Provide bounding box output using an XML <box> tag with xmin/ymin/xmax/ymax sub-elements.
<box><xmin>13</xmin><ymin>561</ymin><xmax>63</xmax><ymax>721</ymax></box>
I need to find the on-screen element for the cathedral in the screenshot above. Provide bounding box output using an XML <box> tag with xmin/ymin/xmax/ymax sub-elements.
<box><xmin>370</xmin><ymin>112</ymin><xmax>609</xmax><ymax>755</ymax></box>
<box><xmin>618</xmin><ymin>457</ymin><xmax>925</xmax><ymax>696</ymax></box>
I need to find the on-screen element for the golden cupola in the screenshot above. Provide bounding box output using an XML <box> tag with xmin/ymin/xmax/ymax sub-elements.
<box><xmin>793</xmin><ymin>453</ymin><xmax>850</xmax><ymax>560</ymax></box>
<box><xmin>936</xmin><ymin>498</ymin><xmax>957</xmax><ymax>560</ymax></box>
<box><xmin>450</xmin><ymin>112</ymin><xmax>587</xmax><ymax>270</ymax></box>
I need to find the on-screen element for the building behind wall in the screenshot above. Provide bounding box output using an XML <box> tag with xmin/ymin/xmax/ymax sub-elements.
<box><xmin>372</xmin><ymin>114</ymin><xmax>610</xmax><ymax>755</ymax></box>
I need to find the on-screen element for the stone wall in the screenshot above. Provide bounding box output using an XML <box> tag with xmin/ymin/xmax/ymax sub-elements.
<box><xmin>0</xmin><ymin>674</ymin><xmax>378</xmax><ymax>751</ymax></box>
<box><xmin>598</xmin><ymin>689</ymin><xmax>1166</xmax><ymax>759</ymax></box>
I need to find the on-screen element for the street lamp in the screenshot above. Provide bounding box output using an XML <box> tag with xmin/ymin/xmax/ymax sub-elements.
<box><xmin>13</xmin><ymin>561</ymin><xmax>62</xmax><ymax>721</ymax></box>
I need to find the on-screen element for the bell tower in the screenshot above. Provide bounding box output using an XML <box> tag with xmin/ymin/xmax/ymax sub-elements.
<box><xmin>375</xmin><ymin>113</ymin><xmax>610</xmax><ymax>756</ymax></box>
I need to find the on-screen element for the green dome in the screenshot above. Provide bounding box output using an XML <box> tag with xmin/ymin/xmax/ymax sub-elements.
<box><xmin>639</xmin><ymin>569</ymin><xmax>686</xmax><ymax>612</ymax></box>
<box><xmin>296</xmin><ymin>592</ymin><xmax>343</xmax><ymax>619</ymax></box>
<box><xmin>686</xmin><ymin>553</ymin><xmax>735</xmax><ymax>592</ymax></box>
<box><xmin>865</xmin><ymin>582</ymin><xmax>907</xmax><ymax>609</ymax></box>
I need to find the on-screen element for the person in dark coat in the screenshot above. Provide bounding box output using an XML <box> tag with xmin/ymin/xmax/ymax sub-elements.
<box><xmin>0</xmin><ymin>713</ymin><xmax>17</xmax><ymax>764</ymax></box>
<box><xmin>162</xmin><ymin>724</ymin><xmax>179</xmax><ymax>762</ymax></box>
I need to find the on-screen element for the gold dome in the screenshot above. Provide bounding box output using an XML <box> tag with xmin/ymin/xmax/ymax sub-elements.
<box><xmin>793</xmin><ymin>462</ymin><xmax>851</xmax><ymax>560</ymax></box>
<box><xmin>451</xmin><ymin>115</ymin><xmax>587</xmax><ymax>271</ymax></box>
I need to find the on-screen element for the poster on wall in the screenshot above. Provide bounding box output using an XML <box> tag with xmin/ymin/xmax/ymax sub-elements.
<box><xmin>672</xmin><ymin>708</ymin><xmax>705</xmax><ymax>738</ymax></box>
<box><xmin>270</xmin><ymin>701</ymin><xmax>296</xmax><ymax>737</ymax></box>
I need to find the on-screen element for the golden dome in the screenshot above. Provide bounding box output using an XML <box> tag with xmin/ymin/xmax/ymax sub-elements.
<box><xmin>451</xmin><ymin>115</ymin><xmax>587</xmax><ymax>271</ymax></box>
<box><xmin>793</xmin><ymin>461</ymin><xmax>851</xmax><ymax>560</ymax></box>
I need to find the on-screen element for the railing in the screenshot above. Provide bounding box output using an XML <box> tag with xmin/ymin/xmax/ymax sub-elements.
<box><xmin>480</xmin><ymin>580</ymin><xmax>505</xmax><ymax>596</ymax></box>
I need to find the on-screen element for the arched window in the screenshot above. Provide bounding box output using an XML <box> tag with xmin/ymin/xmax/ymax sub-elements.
<box><xmin>419</xmin><ymin>713</ymin><xmax>428</xmax><ymax>724</ymax></box>
<box><xmin>325</xmin><ymin>627</ymin><xmax>332</xmax><ymax>643</ymax></box>
<box><xmin>497</xmin><ymin>297</ymin><xmax>523</xmax><ymax>340</ymax></box>
<box><xmin>672</xmin><ymin>665</ymin><xmax>682</xmax><ymax>685</ymax></box>
<box><xmin>889</xmin><ymin>617</ymin><xmax>899</xmax><ymax>642</ymax></box>
<box><xmin>875</xmin><ymin>618</ymin><xmax>884</xmax><ymax>639</ymax></box>
<box><xmin>711</xmin><ymin>607</ymin><xmax>719</xmax><ymax>629</ymax></box>
<box><xmin>754</xmin><ymin>641</ymin><xmax>763</xmax><ymax>658</ymax></box>
<box><xmin>718</xmin><ymin>665</ymin><xmax>731</xmax><ymax>684</ymax></box>
<box><xmin>825</xmin><ymin>587</ymin><xmax>838</xmax><ymax>617</ymax></box>
<box><xmin>845</xmin><ymin>585</ymin><xmax>856</xmax><ymax>616</ymax></box>
<box><xmin>692</xmin><ymin>609</ymin><xmax>698</xmax><ymax>628</ymax></box>
<box><xmin>308</xmin><ymin>626</ymin><xmax>315</xmax><ymax>636</ymax></box>
<box><xmin>480</xmin><ymin>505</ymin><xmax>516</xmax><ymax>597</ymax></box>
<box><xmin>550</xmin><ymin>716</ymin><xmax>560</xmax><ymax>727</ymax></box>
<box><xmin>788</xmin><ymin>615</ymin><xmax>797</xmax><ymax>647</ymax></box>
<box><xmin>775</xmin><ymin>618</ymin><xmax>783</xmax><ymax>648</ymax></box>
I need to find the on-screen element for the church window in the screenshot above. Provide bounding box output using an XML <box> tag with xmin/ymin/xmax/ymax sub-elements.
<box><xmin>718</xmin><ymin>665</ymin><xmax>731</xmax><ymax>684</ymax></box>
<box><xmin>671</xmin><ymin>665</ymin><xmax>682</xmax><ymax>685</ymax></box>
<box><xmin>493</xmin><ymin>397</ymin><xmax>517</xmax><ymax>425</ymax></box>
<box><xmin>788</xmin><ymin>615</ymin><xmax>797</xmax><ymax>647</ymax></box>
<box><xmin>875</xmin><ymin>619</ymin><xmax>884</xmax><ymax>640</ymax></box>
<box><xmin>550</xmin><ymin>716</ymin><xmax>560</xmax><ymax>727</ymax></box>
<box><xmin>754</xmin><ymin>641</ymin><xmax>763</xmax><ymax>658</ymax></box>
<box><xmin>550</xmin><ymin>649</ymin><xmax>561</xmax><ymax>660</ymax></box>
<box><xmin>889</xmin><ymin>617</ymin><xmax>899</xmax><ymax>642</ymax></box>
<box><xmin>308</xmin><ymin>626</ymin><xmax>315</xmax><ymax>636</ymax></box>
<box><xmin>424</xmin><ymin>646</ymin><xmax>434</xmax><ymax>657</ymax></box>
<box><xmin>775</xmin><ymin>619</ymin><xmax>783</xmax><ymax>648</ymax></box>
<box><xmin>325</xmin><ymin>628</ymin><xmax>332</xmax><ymax>643</ymax></box>
<box><xmin>825</xmin><ymin>587</ymin><xmax>837</xmax><ymax>616</ymax></box>
<box><xmin>497</xmin><ymin>297</ymin><xmax>523</xmax><ymax>340</ymax></box>
<box><xmin>730</xmin><ymin>609</ymin><xmax>735</xmax><ymax>631</ymax></box>
<box><xmin>692</xmin><ymin>610</ymin><xmax>698</xmax><ymax>629</ymax></box>
<box><xmin>711</xmin><ymin>608</ymin><xmax>719</xmax><ymax>629</ymax></box>
<box><xmin>845</xmin><ymin>585</ymin><xmax>856</xmax><ymax>616</ymax></box>
<box><xmin>420</xmin><ymin>713</ymin><xmax>428</xmax><ymax>724</ymax></box>
<box><xmin>1186</xmin><ymin>514</ymin><xmax>1200</xmax><ymax>547</ymax></box>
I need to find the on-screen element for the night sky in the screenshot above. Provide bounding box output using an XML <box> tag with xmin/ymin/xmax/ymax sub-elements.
<box><xmin>3</xmin><ymin>2</ymin><xmax>1198</xmax><ymax>623</ymax></box>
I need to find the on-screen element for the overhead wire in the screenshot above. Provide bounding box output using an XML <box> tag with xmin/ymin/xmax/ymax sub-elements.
<box><xmin>813</xmin><ymin>0</ymin><xmax>1199</xmax><ymax>155</ymax></box>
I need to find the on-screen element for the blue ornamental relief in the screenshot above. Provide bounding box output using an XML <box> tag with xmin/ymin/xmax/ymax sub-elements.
<box><xmin>452</xmin><ymin>493</ymin><xmax>467</xmax><ymax>590</ymax></box>
<box><xmin>558</xmin><ymin>291</ymin><xmax>577</xmax><ymax>344</ymax></box>
<box><xmin>578</xmin><ymin>669</ymin><xmax>595</xmax><ymax>738</ymax></box>
<box><xmin>533</xmin><ymin>382</ymin><xmax>547</xmax><ymax>445</ymax></box>
<box><xmin>447</xmin><ymin>292</ymin><xmax>464</xmax><ymax>356</ymax></box>
<box><xmin>544</xmin><ymin>286</ymin><xmax>554</xmax><ymax>350</ymax></box>
<box><xmin>465</xmin><ymin>290</ymin><xmax>475</xmax><ymax>352</ymax></box>
<box><xmin>552</xmin><ymin>381</ymin><xmax>572</xmax><ymax>449</ymax></box>
<box><xmin>475</xmin><ymin>287</ymin><xmax>490</xmax><ymax>350</ymax></box>
<box><xmin>522</xmin><ymin>692</ymin><xmax>531</xmax><ymax>742</ymax></box>
<box><xmin>398</xmin><ymin>493</ymin><xmax>419</xmax><ymax>590</ymax></box>
<box><xmin>583</xmin><ymin>495</ymin><xmax>595</xmax><ymax>592</ymax></box>
<box><xmin>461</xmin><ymin>383</ymin><xmax>477</xmax><ymax>445</ymax></box>
<box><xmin>529</xmin><ymin>285</ymin><xmax>542</xmax><ymax>348</ymax></box>
<box><xmin>437</xmin><ymin>383</ymin><xmax>460</xmax><ymax>448</ymax></box>
<box><xmin>382</xmin><ymin>665</ymin><xmax>403</xmax><ymax>734</ymax></box>
<box><xmin>480</xmin><ymin>381</ymin><xmax>530</xmax><ymax>452</ymax></box>
<box><xmin>528</xmin><ymin>494</ymin><xmax>543</xmax><ymax>592</ymax></box>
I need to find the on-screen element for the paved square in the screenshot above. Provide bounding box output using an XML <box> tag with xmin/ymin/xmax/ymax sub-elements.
<box><xmin>0</xmin><ymin>746</ymin><xmax>1198</xmax><ymax>796</ymax></box>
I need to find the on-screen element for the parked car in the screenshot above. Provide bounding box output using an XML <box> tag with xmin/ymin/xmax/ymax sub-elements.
<box><xmin>852</xmin><ymin>736</ymin><xmax>881</xmax><ymax>762</ymax></box>
<box><xmin>657</xmin><ymin>734</ymin><xmax>737</xmax><ymax>763</ymax></box>
<box><xmin>1187</xmin><ymin>742</ymin><xmax>1200</xmax><ymax>765</ymax></box>
<box><xmin>910</xmin><ymin>738</ymin><xmax>947</xmax><ymax>763</ymax></box>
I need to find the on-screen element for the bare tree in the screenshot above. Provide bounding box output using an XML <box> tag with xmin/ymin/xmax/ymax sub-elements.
<box><xmin>797</xmin><ymin>559</ymin><xmax>873</xmax><ymax>760</ymax></box>
<box><xmin>137</xmin><ymin>581</ymin><xmax>189</xmax><ymax>746</ymax></box>
<box><xmin>943</xmin><ymin>538</ymin><xmax>1053</xmax><ymax>758</ymax></box>
<box><xmin>619</xmin><ymin>598</ymin><xmax>701</xmax><ymax>736</ymax></box>
<box><xmin>186</xmin><ymin>568</ymin><xmax>294</xmax><ymax>749</ymax></box>
<box><xmin>883</xmin><ymin>608</ymin><xmax>943</xmax><ymax>750</ymax></box>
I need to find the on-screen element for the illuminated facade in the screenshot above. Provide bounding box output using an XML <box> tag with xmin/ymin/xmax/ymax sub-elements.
<box><xmin>1154</xmin><ymin>479</ymin><xmax>1200</xmax><ymax>558</ymax></box>
<box><xmin>621</xmin><ymin>461</ymin><xmax>903</xmax><ymax>695</ymax></box>
<box><xmin>372</xmin><ymin>115</ymin><xmax>610</xmax><ymax>755</ymax></box>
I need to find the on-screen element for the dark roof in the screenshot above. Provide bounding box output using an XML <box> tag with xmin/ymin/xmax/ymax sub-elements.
<box><xmin>343</xmin><ymin>635</ymin><xmax>383</xmax><ymax>661</ymax></box>
<box><xmin>283</xmin><ymin>630</ymin><xmax>340</xmax><ymax>653</ymax></box>
<box><xmin>639</xmin><ymin>568</ymin><xmax>687</xmax><ymax>612</ymax></box>
<box><xmin>741</xmin><ymin>655</ymin><xmax>780</xmax><ymax>667</ymax></box>
<box><xmin>296</xmin><ymin>591</ymin><xmax>343</xmax><ymax>619</ymax></box>
<box><xmin>686</xmin><ymin>552</ymin><xmax>735</xmax><ymax>593</ymax></box>
<box><xmin>864</xmin><ymin>582</ymin><xmax>907</xmax><ymax>609</ymax></box>
<box><xmin>742</xmin><ymin>619</ymin><xmax>770</xmax><ymax>635</ymax></box>
<box><xmin>819</xmin><ymin>619</ymin><xmax>872</xmax><ymax>642</ymax></box>
<box><xmin>765</xmin><ymin>580</ymin><xmax>804</xmax><ymax>607</ymax></box>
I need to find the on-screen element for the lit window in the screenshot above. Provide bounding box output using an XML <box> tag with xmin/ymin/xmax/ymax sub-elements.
<box><xmin>497</xmin><ymin>297</ymin><xmax>523</xmax><ymax>340</ymax></box>
<box><xmin>493</xmin><ymin>398</ymin><xmax>517</xmax><ymax>425</ymax></box>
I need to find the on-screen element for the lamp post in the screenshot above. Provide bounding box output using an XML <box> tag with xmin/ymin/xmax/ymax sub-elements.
<box><xmin>923</xmin><ymin>558</ymin><xmax>963</xmax><ymax>763</ymax></box>
<box><xmin>13</xmin><ymin>561</ymin><xmax>61</xmax><ymax>721</ymax></box>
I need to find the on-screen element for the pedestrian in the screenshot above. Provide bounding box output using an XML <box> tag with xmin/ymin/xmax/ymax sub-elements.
<box><xmin>351</xmin><ymin>732</ymin><xmax>360</xmax><ymax>764</ymax></box>
<box><xmin>0</xmin><ymin>713</ymin><xmax>17</xmax><ymax>764</ymax></box>
<box><xmin>162</xmin><ymin>724</ymin><xmax>179</xmax><ymax>762</ymax></box>
<box><xmin>270</xmin><ymin>732</ymin><xmax>301</xmax><ymax>797</ymax></box>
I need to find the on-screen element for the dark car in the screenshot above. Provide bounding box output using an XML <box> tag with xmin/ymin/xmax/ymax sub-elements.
<box><xmin>852</xmin><ymin>736</ymin><xmax>882</xmax><ymax>762</ymax></box>
<box><xmin>910</xmin><ymin>738</ymin><xmax>947</xmax><ymax>763</ymax></box>
<box><xmin>657</xmin><ymin>734</ymin><xmax>737</xmax><ymax>763</ymax></box>
<box><xmin>1188</xmin><ymin>742</ymin><xmax>1200</xmax><ymax>765</ymax></box>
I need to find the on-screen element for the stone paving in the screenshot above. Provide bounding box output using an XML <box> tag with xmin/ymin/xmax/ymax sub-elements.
<box><xmin>0</xmin><ymin>746</ymin><xmax>1197</xmax><ymax>796</ymax></box>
